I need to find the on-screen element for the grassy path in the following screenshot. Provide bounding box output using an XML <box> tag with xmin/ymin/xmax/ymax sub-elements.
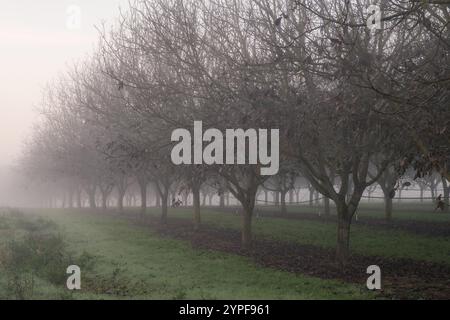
<box><xmin>0</xmin><ymin>209</ymin><xmax>374</xmax><ymax>300</ymax></box>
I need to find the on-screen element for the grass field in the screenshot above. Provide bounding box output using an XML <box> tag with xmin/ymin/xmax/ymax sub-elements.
<box><xmin>0</xmin><ymin>203</ymin><xmax>449</xmax><ymax>300</ymax></box>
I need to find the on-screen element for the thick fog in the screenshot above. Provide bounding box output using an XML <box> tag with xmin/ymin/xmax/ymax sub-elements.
<box><xmin>0</xmin><ymin>0</ymin><xmax>128</xmax><ymax>205</ymax></box>
<box><xmin>0</xmin><ymin>0</ymin><xmax>448</xmax><ymax>303</ymax></box>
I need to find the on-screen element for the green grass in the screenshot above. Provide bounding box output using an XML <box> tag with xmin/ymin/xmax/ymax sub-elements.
<box><xmin>1</xmin><ymin>201</ymin><xmax>448</xmax><ymax>300</ymax></box>
<box><xmin>141</xmin><ymin>206</ymin><xmax>450</xmax><ymax>265</ymax></box>
<box><xmin>0</xmin><ymin>209</ymin><xmax>373</xmax><ymax>300</ymax></box>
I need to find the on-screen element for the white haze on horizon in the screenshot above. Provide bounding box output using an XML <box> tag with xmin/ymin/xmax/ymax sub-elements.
<box><xmin>0</xmin><ymin>0</ymin><xmax>129</xmax><ymax>168</ymax></box>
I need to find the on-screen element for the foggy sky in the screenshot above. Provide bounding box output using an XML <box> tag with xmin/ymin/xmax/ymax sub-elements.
<box><xmin>0</xmin><ymin>0</ymin><xmax>129</xmax><ymax>167</ymax></box>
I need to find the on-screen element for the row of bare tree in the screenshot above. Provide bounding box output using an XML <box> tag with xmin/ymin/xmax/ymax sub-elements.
<box><xmin>20</xmin><ymin>0</ymin><xmax>449</xmax><ymax>267</ymax></box>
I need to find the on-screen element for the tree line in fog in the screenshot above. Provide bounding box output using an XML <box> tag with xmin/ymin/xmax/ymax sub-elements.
<box><xmin>19</xmin><ymin>0</ymin><xmax>449</xmax><ymax>267</ymax></box>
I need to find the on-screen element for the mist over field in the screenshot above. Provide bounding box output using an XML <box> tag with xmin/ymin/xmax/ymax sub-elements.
<box><xmin>0</xmin><ymin>0</ymin><xmax>449</xmax><ymax>303</ymax></box>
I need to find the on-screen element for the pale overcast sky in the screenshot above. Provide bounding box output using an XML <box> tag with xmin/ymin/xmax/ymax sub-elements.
<box><xmin>0</xmin><ymin>0</ymin><xmax>129</xmax><ymax>166</ymax></box>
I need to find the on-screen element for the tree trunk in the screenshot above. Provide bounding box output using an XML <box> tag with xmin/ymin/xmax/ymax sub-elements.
<box><xmin>442</xmin><ymin>176</ymin><xmax>449</xmax><ymax>213</ymax></box>
<box><xmin>219</xmin><ymin>192</ymin><xmax>225</xmax><ymax>208</ymax></box>
<box><xmin>68</xmin><ymin>190</ymin><xmax>73</xmax><ymax>209</ymax></box>
<box><xmin>274</xmin><ymin>191</ymin><xmax>280</xmax><ymax>206</ymax></box>
<box><xmin>324</xmin><ymin>197</ymin><xmax>330</xmax><ymax>216</ymax></box>
<box><xmin>182</xmin><ymin>193</ymin><xmax>188</xmax><ymax>207</ymax></box>
<box><xmin>155</xmin><ymin>193</ymin><xmax>160</xmax><ymax>207</ymax></box>
<box><xmin>192</xmin><ymin>186</ymin><xmax>201</xmax><ymax>231</ymax></box>
<box><xmin>231</xmin><ymin>186</ymin><xmax>257</xmax><ymax>251</ymax></box>
<box><xmin>202</xmin><ymin>193</ymin><xmax>207</xmax><ymax>206</ymax></box>
<box><xmin>242</xmin><ymin>206</ymin><xmax>253</xmax><ymax>250</ymax></box>
<box><xmin>138</xmin><ymin>180</ymin><xmax>147</xmax><ymax>219</ymax></box>
<box><xmin>336</xmin><ymin>203</ymin><xmax>352</xmax><ymax>268</ymax></box>
<box><xmin>76</xmin><ymin>189</ymin><xmax>82</xmax><ymax>208</ymax></box>
<box><xmin>100</xmin><ymin>190</ymin><xmax>109</xmax><ymax>211</ymax></box>
<box><xmin>289</xmin><ymin>190</ymin><xmax>294</xmax><ymax>204</ymax></box>
<box><xmin>208</xmin><ymin>194</ymin><xmax>213</xmax><ymax>206</ymax></box>
<box><xmin>161</xmin><ymin>193</ymin><xmax>168</xmax><ymax>225</ymax></box>
<box><xmin>85</xmin><ymin>187</ymin><xmax>96</xmax><ymax>209</ymax></box>
<box><xmin>309</xmin><ymin>187</ymin><xmax>314</xmax><ymax>206</ymax></box>
<box><xmin>420</xmin><ymin>187</ymin><xmax>424</xmax><ymax>203</ymax></box>
<box><xmin>384</xmin><ymin>196</ymin><xmax>393</xmax><ymax>221</ymax></box>
<box><xmin>101</xmin><ymin>195</ymin><xmax>107</xmax><ymax>210</ymax></box>
<box><xmin>280</xmin><ymin>191</ymin><xmax>287</xmax><ymax>216</ymax></box>
<box><xmin>380</xmin><ymin>185</ymin><xmax>393</xmax><ymax>221</ymax></box>
<box><xmin>117</xmin><ymin>189</ymin><xmax>125</xmax><ymax>214</ymax></box>
<box><xmin>346</xmin><ymin>179</ymin><xmax>354</xmax><ymax>203</ymax></box>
